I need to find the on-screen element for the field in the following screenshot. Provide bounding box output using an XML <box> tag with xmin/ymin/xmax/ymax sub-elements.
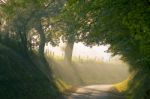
<box><xmin>47</xmin><ymin>56</ymin><xmax>130</xmax><ymax>86</ymax></box>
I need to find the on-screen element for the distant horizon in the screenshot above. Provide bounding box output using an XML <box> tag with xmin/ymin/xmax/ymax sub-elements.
<box><xmin>45</xmin><ymin>42</ymin><xmax>121</xmax><ymax>62</ymax></box>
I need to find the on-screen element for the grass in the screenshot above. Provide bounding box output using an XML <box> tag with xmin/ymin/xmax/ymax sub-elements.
<box><xmin>114</xmin><ymin>77</ymin><xmax>130</xmax><ymax>92</ymax></box>
<box><xmin>46</xmin><ymin>55</ymin><xmax>130</xmax><ymax>86</ymax></box>
<box><xmin>55</xmin><ymin>79</ymin><xmax>71</xmax><ymax>93</ymax></box>
<box><xmin>55</xmin><ymin>79</ymin><xmax>78</xmax><ymax>95</ymax></box>
<box><xmin>0</xmin><ymin>44</ymin><xmax>62</xmax><ymax>99</ymax></box>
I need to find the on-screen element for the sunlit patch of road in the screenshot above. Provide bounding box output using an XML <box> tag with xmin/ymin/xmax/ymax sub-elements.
<box><xmin>67</xmin><ymin>85</ymin><xmax>125</xmax><ymax>99</ymax></box>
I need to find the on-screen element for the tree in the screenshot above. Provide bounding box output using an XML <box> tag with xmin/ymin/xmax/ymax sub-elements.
<box><xmin>66</xmin><ymin>0</ymin><xmax>150</xmax><ymax>98</ymax></box>
<box><xmin>0</xmin><ymin>0</ymin><xmax>65</xmax><ymax>57</ymax></box>
<box><xmin>0</xmin><ymin>0</ymin><xmax>63</xmax><ymax>99</ymax></box>
<box><xmin>60</xmin><ymin>4</ymin><xmax>82</xmax><ymax>63</ymax></box>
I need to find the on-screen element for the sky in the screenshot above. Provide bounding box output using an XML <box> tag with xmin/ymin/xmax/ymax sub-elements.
<box><xmin>45</xmin><ymin>41</ymin><xmax>121</xmax><ymax>62</ymax></box>
<box><xmin>73</xmin><ymin>42</ymin><xmax>111</xmax><ymax>61</ymax></box>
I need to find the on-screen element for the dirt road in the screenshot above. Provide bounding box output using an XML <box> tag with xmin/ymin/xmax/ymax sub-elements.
<box><xmin>67</xmin><ymin>85</ymin><xmax>125</xmax><ymax>99</ymax></box>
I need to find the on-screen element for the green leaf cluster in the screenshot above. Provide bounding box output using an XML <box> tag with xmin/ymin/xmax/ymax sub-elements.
<box><xmin>66</xmin><ymin>0</ymin><xmax>150</xmax><ymax>98</ymax></box>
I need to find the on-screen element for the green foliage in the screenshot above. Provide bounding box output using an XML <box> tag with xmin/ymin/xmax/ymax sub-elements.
<box><xmin>1</xmin><ymin>0</ymin><xmax>150</xmax><ymax>98</ymax></box>
<box><xmin>66</xmin><ymin>0</ymin><xmax>150</xmax><ymax>98</ymax></box>
<box><xmin>0</xmin><ymin>44</ymin><xmax>62</xmax><ymax>99</ymax></box>
<box><xmin>0</xmin><ymin>0</ymin><xmax>65</xmax><ymax>98</ymax></box>
<box><xmin>0</xmin><ymin>0</ymin><xmax>65</xmax><ymax>55</ymax></box>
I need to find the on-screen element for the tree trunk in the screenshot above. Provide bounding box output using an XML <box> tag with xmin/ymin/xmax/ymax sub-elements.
<box><xmin>17</xmin><ymin>28</ymin><xmax>28</xmax><ymax>57</ymax></box>
<box><xmin>39</xmin><ymin>31</ymin><xmax>45</xmax><ymax>58</ymax></box>
<box><xmin>64</xmin><ymin>38</ymin><xmax>74</xmax><ymax>64</ymax></box>
<box><xmin>36</xmin><ymin>21</ymin><xmax>46</xmax><ymax>58</ymax></box>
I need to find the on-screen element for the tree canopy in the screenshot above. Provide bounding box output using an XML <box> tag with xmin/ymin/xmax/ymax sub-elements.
<box><xmin>63</xmin><ymin>0</ymin><xmax>150</xmax><ymax>98</ymax></box>
<box><xmin>0</xmin><ymin>0</ymin><xmax>150</xmax><ymax>98</ymax></box>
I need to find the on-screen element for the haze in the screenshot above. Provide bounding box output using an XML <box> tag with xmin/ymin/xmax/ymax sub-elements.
<box><xmin>45</xmin><ymin>42</ymin><xmax>120</xmax><ymax>62</ymax></box>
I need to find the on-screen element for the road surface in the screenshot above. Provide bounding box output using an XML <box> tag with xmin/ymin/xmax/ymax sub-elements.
<box><xmin>67</xmin><ymin>85</ymin><xmax>125</xmax><ymax>99</ymax></box>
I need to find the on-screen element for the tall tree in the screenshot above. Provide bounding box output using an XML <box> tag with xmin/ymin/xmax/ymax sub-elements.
<box><xmin>60</xmin><ymin>4</ymin><xmax>82</xmax><ymax>63</ymax></box>
<box><xmin>0</xmin><ymin>0</ymin><xmax>65</xmax><ymax>57</ymax></box>
<box><xmin>66</xmin><ymin>0</ymin><xmax>150</xmax><ymax>98</ymax></box>
<box><xmin>35</xmin><ymin>20</ymin><xmax>46</xmax><ymax>58</ymax></box>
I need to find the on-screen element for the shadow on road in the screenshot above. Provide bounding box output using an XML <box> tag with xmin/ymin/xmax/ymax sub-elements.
<box><xmin>67</xmin><ymin>85</ymin><xmax>126</xmax><ymax>99</ymax></box>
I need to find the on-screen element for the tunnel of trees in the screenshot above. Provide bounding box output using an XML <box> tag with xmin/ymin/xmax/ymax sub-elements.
<box><xmin>65</xmin><ymin>0</ymin><xmax>150</xmax><ymax>99</ymax></box>
<box><xmin>0</xmin><ymin>0</ymin><xmax>150</xmax><ymax>99</ymax></box>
